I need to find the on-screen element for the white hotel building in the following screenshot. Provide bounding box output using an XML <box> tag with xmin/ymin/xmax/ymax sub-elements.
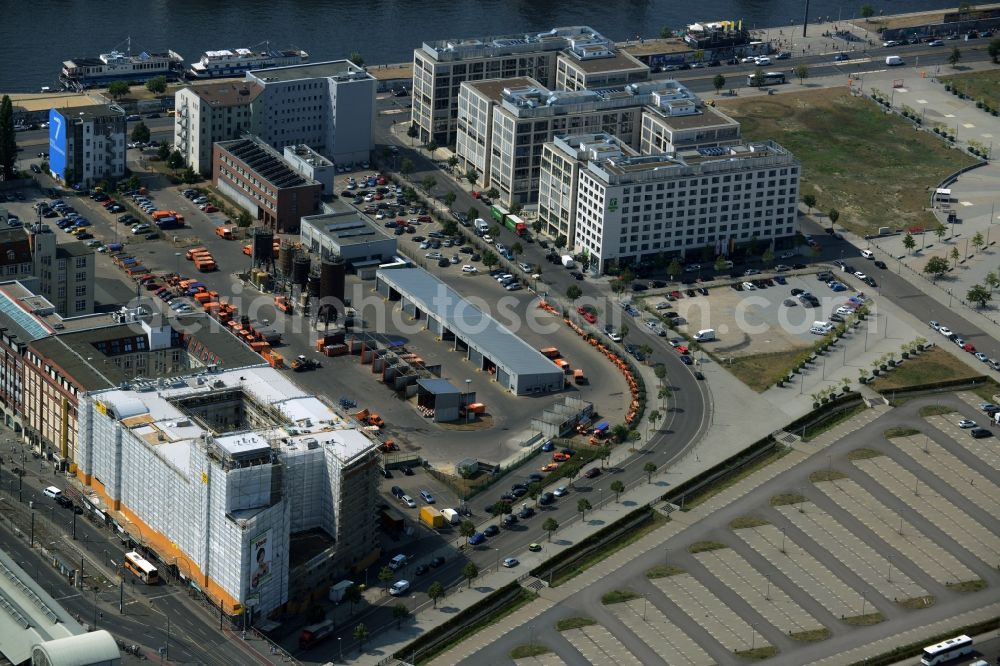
<box><xmin>569</xmin><ymin>142</ymin><xmax>800</xmax><ymax>273</ymax></box>
<box><xmin>75</xmin><ymin>366</ymin><xmax>380</xmax><ymax>620</ymax></box>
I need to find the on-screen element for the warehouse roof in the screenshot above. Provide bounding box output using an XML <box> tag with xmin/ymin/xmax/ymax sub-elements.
<box><xmin>377</xmin><ymin>268</ymin><xmax>562</xmax><ymax>378</ymax></box>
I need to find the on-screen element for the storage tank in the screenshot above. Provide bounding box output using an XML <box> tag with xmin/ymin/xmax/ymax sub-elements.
<box><xmin>320</xmin><ymin>257</ymin><xmax>346</xmax><ymax>302</ymax></box>
<box><xmin>307</xmin><ymin>273</ymin><xmax>321</xmax><ymax>297</ymax></box>
<box><xmin>292</xmin><ymin>256</ymin><xmax>311</xmax><ymax>287</ymax></box>
<box><xmin>278</xmin><ymin>243</ymin><xmax>295</xmax><ymax>276</ymax></box>
<box><xmin>252</xmin><ymin>230</ymin><xmax>274</xmax><ymax>263</ymax></box>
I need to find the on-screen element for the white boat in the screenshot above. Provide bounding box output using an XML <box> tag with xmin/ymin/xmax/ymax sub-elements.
<box><xmin>60</xmin><ymin>39</ymin><xmax>183</xmax><ymax>90</ymax></box>
<box><xmin>189</xmin><ymin>46</ymin><xmax>309</xmax><ymax>78</ymax></box>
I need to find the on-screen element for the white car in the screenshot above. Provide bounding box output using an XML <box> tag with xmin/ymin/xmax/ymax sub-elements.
<box><xmin>608</xmin><ymin>331</ymin><xmax>622</xmax><ymax>342</ymax></box>
<box><xmin>389</xmin><ymin>580</ymin><xmax>411</xmax><ymax>596</ymax></box>
<box><xmin>835</xmin><ymin>305</ymin><xmax>855</xmax><ymax>316</ymax></box>
<box><xmin>482</xmin><ymin>235</ymin><xmax>493</xmax><ymax>243</ymax></box>
<box><xmin>755</xmin><ymin>56</ymin><xmax>772</xmax><ymax>65</ymax></box>
<box><xmin>502</xmin><ymin>557</ymin><xmax>519</xmax><ymax>568</ymax></box>
<box><xmin>958</xmin><ymin>419</ymin><xmax>977</xmax><ymax>429</ymax></box>
<box><xmin>461</xmin><ymin>265</ymin><xmax>477</xmax><ymax>273</ymax></box>
<box><xmin>425</xmin><ymin>251</ymin><xmax>443</xmax><ymax>259</ymax></box>
<box><xmin>938</xmin><ymin>326</ymin><xmax>953</xmax><ymax>337</ymax></box>
<box><xmin>553</xmin><ymin>486</ymin><xmax>568</xmax><ymax>497</ymax></box>
<box><xmin>742</xmin><ymin>281</ymin><xmax>757</xmax><ymax>290</ymax></box>
<box><xmin>853</xmin><ymin>271</ymin><xmax>867</xmax><ymax>280</ymax></box>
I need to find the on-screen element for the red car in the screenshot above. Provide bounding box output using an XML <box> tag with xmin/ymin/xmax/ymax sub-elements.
<box><xmin>670</xmin><ymin>290</ymin><xmax>682</xmax><ymax>299</ymax></box>
<box><xmin>963</xmin><ymin>342</ymin><xmax>976</xmax><ymax>353</ymax></box>
<box><xmin>584</xmin><ymin>468</ymin><xmax>602</xmax><ymax>479</ymax></box>
<box><xmin>675</xmin><ymin>345</ymin><xmax>689</xmax><ymax>355</ymax></box>
<box><xmin>582</xmin><ymin>312</ymin><xmax>597</xmax><ymax>324</ymax></box>
<box><xmin>101</xmin><ymin>199</ymin><xmax>117</xmax><ymax>207</ymax></box>
<box><xmin>201</xmin><ymin>204</ymin><xmax>218</xmax><ymax>213</ymax></box>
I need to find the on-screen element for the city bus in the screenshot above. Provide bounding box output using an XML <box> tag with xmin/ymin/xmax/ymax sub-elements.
<box><xmin>124</xmin><ymin>551</ymin><xmax>159</xmax><ymax>585</ymax></box>
<box><xmin>747</xmin><ymin>71</ymin><xmax>786</xmax><ymax>86</ymax></box>
<box><xmin>920</xmin><ymin>635</ymin><xmax>973</xmax><ymax>665</ymax></box>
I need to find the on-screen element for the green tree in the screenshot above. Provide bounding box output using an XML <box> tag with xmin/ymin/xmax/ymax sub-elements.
<box><xmin>481</xmin><ymin>250</ymin><xmax>499</xmax><ymax>269</ymax></box>
<box><xmin>713</xmin><ymin>255</ymin><xmax>728</xmax><ymax>273</ymax></box>
<box><xmin>566</xmin><ymin>284</ymin><xmax>582</xmax><ymax>303</ymax></box>
<box><xmin>713</xmin><ymin>74</ymin><xmax>726</xmax><ymax>94</ymax></box>
<box><xmin>923</xmin><ymin>255</ymin><xmax>949</xmax><ymax>280</ymax></box>
<box><xmin>378</xmin><ymin>566</ymin><xmax>394</xmax><ymax>592</ymax></box>
<box><xmin>618</xmin><ymin>324</ymin><xmax>629</xmax><ymax>340</ymax></box>
<box><xmin>827</xmin><ymin>208</ymin><xmax>840</xmax><ymax>228</ymax></box>
<box><xmin>462</xmin><ymin>562</ymin><xmax>479</xmax><ymax>588</ymax></box>
<box><xmin>441</xmin><ymin>219</ymin><xmax>459</xmax><ymax>236</ymax></box>
<box><xmin>948</xmin><ymin>47</ymin><xmax>962</xmax><ymax>68</ymax></box>
<box><xmin>660</xmin><ymin>25</ymin><xmax>673</xmax><ymax>39</ymax></box>
<box><xmin>554</xmin><ymin>234</ymin><xmax>567</xmax><ymax>249</ymax></box>
<box><xmin>349</xmin><ymin>51</ymin><xmax>364</xmax><ymax>67</ymax></box>
<box><xmin>958</xmin><ymin>2</ymin><xmax>974</xmax><ymax>16</ymax></box>
<box><xmin>967</xmin><ymin>283</ymin><xmax>992</xmax><ymax>308</ymax></box>
<box><xmin>643</xmin><ymin>462</ymin><xmax>657</xmax><ymax>483</ymax></box>
<box><xmin>343</xmin><ymin>581</ymin><xmax>362</xmax><ymax>614</ymax></box>
<box><xmin>427</xmin><ymin>581</ymin><xmax>445</xmax><ymax>608</ymax></box>
<box><xmin>392</xmin><ymin>603</ymin><xmax>411</xmax><ymax>628</ymax></box>
<box><xmin>950</xmin><ymin>246</ymin><xmax>961</xmax><ymax>267</ymax></box>
<box><xmin>488</xmin><ymin>224</ymin><xmax>501</xmax><ymax>239</ymax></box>
<box><xmin>400</xmin><ymin>158</ymin><xmax>414</xmax><ymax>175</ymax></box>
<box><xmin>236</xmin><ymin>210</ymin><xmax>253</xmax><ymax>227</ymax></box>
<box><xmin>989</xmin><ymin>38</ymin><xmax>1000</xmax><ymax>64</ymax></box>
<box><xmin>532</xmin><ymin>220</ymin><xmax>543</xmax><ymax>234</ymax></box>
<box><xmin>466</xmin><ymin>205</ymin><xmax>479</xmax><ymax>221</ymax></box>
<box><xmin>577</xmin><ymin>498</ymin><xmax>592</xmax><ymax>521</ymax></box>
<box><xmin>934</xmin><ymin>226</ymin><xmax>946</xmax><ymax>242</ymax></box>
<box><xmin>610</xmin><ymin>480</ymin><xmax>625</xmax><ymax>502</ymax></box>
<box><xmin>761</xmin><ymin>246</ymin><xmax>775</xmax><ymax>267</ymax></box>
<box><xmin>425</xmin><ymin>140</ymin><xmax>439</xmax><ymax>155</ymax></box>
<box><xmin>542</xmin><ymin>517</ymin><xmax>558</xmax><ymax>541</ymax></box>
<box><xmin>861</xmin><ymin>4</ymin><xmax>875</xmax><ymax>20</ymax></box>
<box><xmin>447</xmin><ymin>155</ymin><xmax>459</xmax><ymax>171</ymax></box>
<box><xmin>167</xmin><ymin>150</ymin><xmax>184</xmax><ymax>170</ymax></box>
<box><xmin>465</xmin><ymin>170</ymin><xmax>479</xmax><ymax>186</ymax></box>
<box><xmin>667</xmin><ymin>257</ymin><xmax>682</xmax><ymax>279</ymax></box>
<box><xmin>487</xmin><ymin>187</ymin><xmax>500</xmax><ymax>200</ymax></box>
<box><xmin>802</xmin><ymin>193</ymin><xmax>816</xmax><ymax>213</ymax></box>
<box><xmin>985</xmin><ymin>270</ymin><xmax>999</xmax><ymax>291</ymax></box>
<box><xmin>903</xmin><ymin>233</ymin><xmax>916</xmax><ymax>254</ymax></box>
<box><xmin>510</xmin><ymin>242</ymin><xmax>523</xmax><ymax>258</ymax></box>
<box><xmin>794</xmin><ymin>64</ymin><xmax>810</xmax><ymax>83</ymax></box>
<box><xmin>753</xmin><ymin>66</ymin><xmax>765</xmax><ymax>87</ymax></box>
<box><xmin>443</xmin><ymin>191</ymin><xmax>457</xmax><ymax>207</ymax></box>
<box><xmin>406</xmin><ymin>124</ymin><xmax>419</xmax><ymax>141</ymax></box>
<box><xmin>130</xmin><ymin>121</ymin><xmax>150</xmax><ymax>144</ymax></box>
<box><xmin>648</xmin><ymin>408</ymin><xmax>662</xmax><ymax>437</ymax></box>
<box><xmin>107</xmin><ymin>80</ymin><xmax>130</xmax><ymax>100</ymax></box>
<box><xmin>156</xmin><ymin>143</ymin><xmax>170</xmax><ymax>161</ymax></box>
<box><xmin>421</xmin><ymin>175</ymin><xmax>437</xmax><ymax>193</ymax></box>
<box><xmin>145</xmin><ymin>75</ymin><xmax>167</xmax><ymax>94</ymax></box>
<box><xmin>0</xmin><ymin>96</ymin><xmax>16</xmax><ymax>181</ymax></box>
<box><xmin>352</xmin><ymin>623</ymin><xmax>369</xmax><ymax>651</ymax></box>
<box><xmin>971</xmin><ymin>231</ymin><xmax>985</xmax><ymax>253</ymax></box>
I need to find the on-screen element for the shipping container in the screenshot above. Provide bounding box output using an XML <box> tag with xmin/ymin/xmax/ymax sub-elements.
<box><xmin>419</xmin><ymin>506</ymin><xmax>445</xmax><ymax>529</ymax></box>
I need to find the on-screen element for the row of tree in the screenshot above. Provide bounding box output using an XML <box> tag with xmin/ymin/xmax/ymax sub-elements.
<box><xmin>0</xmin><ymin>96</ymin><xmax>17</xmax><ymax>181</ymax></box>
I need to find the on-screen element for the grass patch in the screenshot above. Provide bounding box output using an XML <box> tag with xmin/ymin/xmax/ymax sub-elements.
<box><xmin>736</xmin><ymin>646</ymin><xmax>779</xmax><ymax>660</ymax></box>
<box><xmin>684</xmin><ymin>447</ymin><xmax>789</xmax><ymax>509</ymax></box>
<box><xmin>848</xmin><ymin>447</ymin><xmax>883</xmax><ymax>460</ymax></box>
<box><xmin>809</xmin><ymin>469</ymin><xmax>847</xmax><ymax>483</ymax></box>
<box><xmin>601</xmin><ymin>589</ymin><xmax>639</xmax><ymax>605</ymax></box>
<box><xmin>968</xmin><ymin>383</ymin><xmax>1000</xmax><ymax>403</ymax></box>
<box><xmin>729</xmin><ymin>515</ymin><xmax>770</xmax><ymax>529</ymax></box>
<box><xmin>790</xmin><ymin>628</ymin><xmax>832</xmax><ymax>642</ymax></box>
<box><xmin>549</xmin><ymin>511</ymin><xmax>667</xmax><ymax>587</ymax></box>
<box><xmin>884</xmin><ymin>426</ymin><xmax>920</xmax><ymax>438</ymax></box>
<box><xmin>946</xmin><ymin>579</ymin><xmax>987</xmax><ymax>593</ymax></box>
<box><xmin>898</xmin><ymin>595</ymin><xmax>936</xmax><ymax>609</ymax></box>
<box><xmin>509</xmin><ymin>644</ymin><xmax>550</xmax><ymax>659</ymax></box>
<box><xmin>770</xmin><ymin>492</ymin><xmax>807</xmax><ymax>506</ymax></box>
<box><xmin>646</xmin><ymin>564</ymin><xmax>686</xmax><ymax>579</ymax></box>
<box><xmin>801</xmin><ymin>403</ymin><xmax>867</xmax><ymax>441</ymax></box>
<box><xmin>918</xmin><ymin>405</ymin><xmax>954</xmax><ymax>417</ymax></box>
<box><xmin>844</xmin><ymin>612</ymin><xmax>885</xmax><ymax>626</ymax></box>
<box><xmin>940</xmin><ymin>69</ymin><xmax>1000</xmax><ymax>111</ymax></box>
<box><xmin>556</xmin><ymin>616</ymin><xmax>596</xmax><ymax>631</ymax></box>
<box><xmin>727</xmin><ymin>348</ymin><xmax>811</xmax><ymax>392</ymax></box>
<box><xmin>718</xmin><ymin>88</ymin><xmax>977</xmax><ymax>235</ymax></box>
<box><xmin>872</xmin><ymin>347</ymin><xmax>981</xmax><ymax>392</ymax></box>
<box><xmin>688</xmin><ymin>540</ymin><xmax>728</xmax><ymax>553</ymax></box>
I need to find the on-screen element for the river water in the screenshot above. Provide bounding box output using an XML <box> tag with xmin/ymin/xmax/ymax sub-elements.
<box><xmin>0</xmin><ymin>0</ymin><xmax>955</xmax><ymax>91</ymax></box>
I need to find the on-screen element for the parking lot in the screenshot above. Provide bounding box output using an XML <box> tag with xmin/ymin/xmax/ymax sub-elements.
<box><xmin>460</xmin><ymin>392</ymin><xmax>1000</xmax><ymax>665</ymax></box>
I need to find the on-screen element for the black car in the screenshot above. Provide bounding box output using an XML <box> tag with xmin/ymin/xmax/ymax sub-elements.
<box><xmin>382</xmin><ymin>468</ymin><xmax>393</xmax><ymax>479</ymax></box>
<box><xmin>403</xmin><ymin>466</ymin><xmax>415</xmax><ymax>476</ymax></box>
<box><xmin>484</xmin><ymin>525</ymin><xmax>501</xmax><ymax>537</ymax></box>
<box><xmin>970</xmin><ymin>427</ymin><xmax>992</xmax><ymax>439</ymax></box>
<box><xmin>527</xmin><ymin>473</ymin><xmax>544</xmax><ymax>483</ymax></box>
<box><xmin>518</xmin><ymin>506</ymin><xmax>535</xmax><ymax>519</ymax></box>
<box><xmin>873</xmin><ymin>260</ymin><xmax>887</xmax><ymax>269</ymax></box>
<box><xmin>414</xmin><ymin>564</ymin><xmax>429</xmax><ymax>576</ymax></box>
<box><xmin>864</xmin><ymin>276</ymin><xmax>877</xmax><ymax>287</ymax></box>
<box><xmin>632</xmin><ymin>283</ymin><xmax>648</xmax><ymax>292</ymax></box>
<box><xmin>792</xmin><ymin>263</ymin><xmax>807</xmax><ymax>270</ymax></box>
<box><xmin>697</xmin><ymin>287</ymin><xmax>708</xmax><ymax>296</ymax></box>
<box><xmin>649</xmin><ymin>280</ymin><xmax>667</xmax><ymax>289</ymax></box>
<box><xmin>511</xmin><ymin>486</ymin><xmax>528</xmax><ymax>498</ymax></box>
<box><xmin>500</xmin><ymin>492</ymin><xmax>516</xmax><ymax>502</ymax></box>
<box><xmin>144</xmin><ymin>233</ymin><xmax>159</xmax><ymax>240</ymax></box>
<box><xmin>539</xmin><ymin>492</ymin><xmax>555</xmax><ymax>505</ymax></box>
<box><xmin>583</xmin><ymin>468</ymin><xmax>602</xmax><ymax>479</ymax></box>
<box><xmin>685</xmin><ymin>288</ymin><xmax>696</xmax><ymax>297</ymax></box>
<box><xmin>437</xmin><ymin>258</ymin><xmax>450</xmax><ymax>267</ymax></box>
<box><xmin>430</xmin><ymin>556</ymin><xmax>446</xmax><ymax>568</ymax></box>
<box><xmin>693</xmin><ymin>370</ymin><xmax>705</xmax><ymax>380</ymax></box>
<box><xmin>570</xmin><ymin>271</ymin><xmax>584</xmax><ymax>281</ymax></box>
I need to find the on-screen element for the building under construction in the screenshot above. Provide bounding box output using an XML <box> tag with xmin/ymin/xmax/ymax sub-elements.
<box><xmin>75</xmin><ymin>366</ymin><xmax>381</xmax><ymax>621</ymax></box>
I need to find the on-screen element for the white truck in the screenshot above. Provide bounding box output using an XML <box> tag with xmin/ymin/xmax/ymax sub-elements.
<box><xmin>561</xmin><ymin>255</ymin><xmax>575</xmax><ymax>268</ymax></box>
<box><xmin>328</xmin><ymin>579</ymin><xmax>355</xmax><ymax>603</ymax></box>
<box><xmin>474</xmin><ymin>218</ymin><xmax>489</xmax><ymax>235</ymax></box>
<box><xmin>441</xmin><ymin>508</ymin><xmax>460</xmax><ymax>525</ymax></box>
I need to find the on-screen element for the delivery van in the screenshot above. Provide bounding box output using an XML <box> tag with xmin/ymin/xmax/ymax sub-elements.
<box><xmin>885</xmin><ymin>55</ymin><xmax>904</xmax><ymax>66</ymax></box>
<box><xmin>693</xmin><ymin>329</ymin><xmax>716</xmax><ymax>342</ymax></box>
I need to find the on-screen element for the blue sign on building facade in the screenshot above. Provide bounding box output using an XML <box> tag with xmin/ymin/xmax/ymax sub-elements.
<box><xmin>48</xmin><ymin>108</ymin><xmax>67</xmax><ymax>181</ymax></box>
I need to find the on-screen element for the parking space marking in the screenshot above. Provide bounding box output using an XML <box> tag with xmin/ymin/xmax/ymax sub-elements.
<box><xmin>562</xmin><ymin>625</ymin><xmax>644</xmax><ymax>666</ymax></box>
<box><xmin>895</xmin><ymin>431</ymin><xmax>1000</xmax><ymax>516</ymax></box>
<box><xmin>925</xmin><ymin>414</ymin><xmax>1000</xmax><ymax>471</ymax></box>
<box><xmin>915</xmin><ymin>99</ymin><xmax>928</xmax><ymax>104</ymax></box>
<box><xmin>944</xmin><ymin>113</ymin><xmax>956</xmax><ymax>118</ymax></box>
<box><xmin>514</xmin><ymin>653</ymin><xmax>568</xmax><ymax>666</ymax></box>
<box><xmin>854</xmin><ymin>457</ymin><xmax>1000</xmax><ymax>566</ymax></box>
<box><xmin>776</xmin><ymin>502</ymin><xmax>927</xmax><ymax>602</ymax></box>
<box><xmin>695</xmin><ymin>547</ymin><xmax>826</xmax><ymax>636</ymax></box>
<box><xmin>611</xmin><ymin>598</ymin><xmax>716</xmax><ymax>666</ymax></box>
<box><xmin>814</xmin><ymin>479</ymin><xmax>978</xmax><ymax>586</ymax></box>
<box><xmin>736</xmin><ymin>524</ymin><xmax>865</xmax><ymax>618</ymax></box>
<box><xmin>961</xmin><ymin>123</ymin><xmax>976</xmax><ymax>128</ymax></box>
<box><xmin>651</xmin><ymin>573</ymin><xmax>772</xmax><ymax>653</ymax></box>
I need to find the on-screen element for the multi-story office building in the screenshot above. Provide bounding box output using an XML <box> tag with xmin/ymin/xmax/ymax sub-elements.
<box><xmin>76</xmin><ymin>366</ymin><xmax>381</xmax><ymax>620</ymax></box>
<box><xmin>47</xmin><ymin>104</ymin><xmax>126</xmax><ymax>187</ymax></box>
<box><xmin>537</xmin><ymin>133</ymin><xmax>636</xmax><ymax>244</ymax></box>
<box><xmin>640</xmin><ymin>102</ymin><xmax>742</xmax><ymax>154</ymax></box>
<box><xmin>174</xmin><ymin>81</ymin><xmax>262</xmax><ymax>175</ymax></box>
<box><xmin>412</xmin><ymin>26</ymin><xmax>649</xmax><ymax>146</ymax></box>
<box><xmin>282</xmin><ymin>144</ymin><xmax>335</xmax><ymax>194</ymax></box>
<box><xmin>456</xmin><ymin>78</ymin><xmax>700</xmax><ymax>207</ymax></box>
<box><xmin>213</xmin><ymin>137</ymin><xmax>323</xmax><ymax>233</ymax></box>
<box><xmin>572</xmin><ymin>141</ymin><xmax>800</xmax><ymax>273</ymax></box>
<box><xmin>246</xmin><ymin>60</ymin><xmax>376</xmax><ymax>167</ymax></box>
<box><xmin>0</xmin><ymin>224</ymin><xmax>94</xmax><ymax>317</ymax></box>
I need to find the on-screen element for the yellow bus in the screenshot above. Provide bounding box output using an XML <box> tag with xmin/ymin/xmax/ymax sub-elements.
<box><xmin>124</xmin><ymin>551</ymin><xmax>159</xmax><ymax>584</ymax></box>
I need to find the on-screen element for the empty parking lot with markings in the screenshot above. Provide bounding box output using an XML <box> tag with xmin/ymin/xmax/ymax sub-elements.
<box><xmin>460</xmin><ymin>391</ymin><xmax>999</xmax><ymax>665</ymax></box>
